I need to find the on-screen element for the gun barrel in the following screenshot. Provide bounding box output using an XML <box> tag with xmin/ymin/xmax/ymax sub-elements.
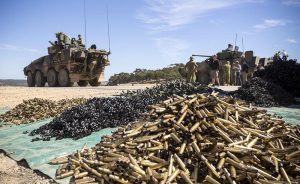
<box><xmin>192</xmin><ymin>54</ymin><xmax>212</xmax><ymax>57</ymax></box>
<box><xmin>49</xmin><ymin>41</ymin><xmax>54</xmax><ymax>46</ymax></box>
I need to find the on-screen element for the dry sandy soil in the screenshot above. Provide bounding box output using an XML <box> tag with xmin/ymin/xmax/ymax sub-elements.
<box><xmin>0</xmin><ymin>84</ymin><xmax>155</xmax><ymax>108</ymax></box>
<box><xmin>0</xmin><ymin>153</ymin><xmax>55</xmax><ymax>184</ymax></box>
<box><xmin>0</xmin><ymin>84</ymin><xmax>238</xmax><ymax>108</ymax></box>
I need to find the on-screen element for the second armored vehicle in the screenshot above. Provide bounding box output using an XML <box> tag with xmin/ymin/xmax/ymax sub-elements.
<box><xmin>179</xmin><ymin>44</ymin><xmax>271</xmax><ymax>84</ymax></box>
<box><xmin>24</xmin><ymin>32</ymin><xmax>110</xmax><ymax>87</ymax></box>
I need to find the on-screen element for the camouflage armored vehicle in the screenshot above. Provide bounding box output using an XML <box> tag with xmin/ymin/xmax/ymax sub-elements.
<box><xmin>180</xmin><ymin>44</ymin><xmax>270</xmax><ymax>84</ymax></box>
<box><xmin>24</xmin><ymin>32</ymin><xmax>110</xmax><ymax>87</ymax></box>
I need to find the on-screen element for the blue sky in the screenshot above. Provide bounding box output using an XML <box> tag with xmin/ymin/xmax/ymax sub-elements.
<box><xmin>0</xmin><ymin>0</ymin><xmax>299</xmax><ymax>79</ymax></box>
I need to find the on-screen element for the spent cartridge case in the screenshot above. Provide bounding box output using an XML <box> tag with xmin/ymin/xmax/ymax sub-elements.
<box><xmin>174</xmin><ymin>154</ymin><xmax>189</xmax><ymax>173</ymax></box>
<box><xmin>179</xmin><ymin>171</ymin><xmax>193</xmax><ymax>184</ymax></box>
<box><xmin>205</xmin><ymin>175</ymin><xmax>221</xmax><ymax>184</ymax></box>
<box><xmin>166</xmin><ymin>169</ymin><xmax>180</xmax><ymax>184</ymax></box>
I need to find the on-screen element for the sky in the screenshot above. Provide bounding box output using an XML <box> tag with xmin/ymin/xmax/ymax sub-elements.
<box><xmin>0</xmin><ymin>0</ymin><xmax>299</xmax><ymax>80</ymax></box>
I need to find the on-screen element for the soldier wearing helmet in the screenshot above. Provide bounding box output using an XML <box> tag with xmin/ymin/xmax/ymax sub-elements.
<box><xmin>184</xmin><ymin>56</ymin><xmax>198</xmax><ymax>83</ymax></box>
<box><xmin>77</xmin><ymin>34</ymin><xmax>85</xmax><ymax>47</ymax></box>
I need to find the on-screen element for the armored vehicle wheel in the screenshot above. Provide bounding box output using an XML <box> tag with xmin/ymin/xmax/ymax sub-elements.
<box><xmin>35</xmin><ymin>70</ymin><xmax>46</xmax><ymax>87</ymax></box>
<box><xmin>77</xmin><ymin>80</ymin><xmax>88</xmax><ymax>87</ymax></box>
<box><xmin>89</xmin><ymin>78</ymin><xmax>101</xmax><ymax>86</ymax></box>
<box><xmin>27</xmin><ymin>71</ymin><xmax>35</xmax><ymax>87</ymax></box>
<box><xmin>58</xmin><ymin>69</ymin><xmax>72</xmax><ymax>87</ymax></box>
<box><xmin>47</xmin><ymin>69</ymin><xmax>58</xmax><ymax>87</ymax></box>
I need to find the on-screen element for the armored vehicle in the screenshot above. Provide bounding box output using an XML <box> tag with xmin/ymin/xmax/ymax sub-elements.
<box><xmin>24</xmin><ymin>32</ymin><xmax>110</xmax><ymax>87</ymax></box>
<box><xmin>180</xmin><ymin>44</ymin><xmax>271</xmax><ymax>85</ymax></box>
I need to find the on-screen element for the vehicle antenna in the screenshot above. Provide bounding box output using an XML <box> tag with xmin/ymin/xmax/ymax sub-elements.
<box><xmin>234</xmin><ymin>33</ymin><xmax>237</xmax><ymax>48</ymax></box>
<box><xmin>242</xmin><ymin>37</ymin><xmax>245</xmax><ymax>53</ymax></box>
<box><xmin>84</xmin><ymin>0</ymin><xmax>87</xmax><ymax>46</ymax></box>
<box><xmin>106</xmin><ymin>5</ymin><xmax>111</xmax><ymax>52</ymax></box>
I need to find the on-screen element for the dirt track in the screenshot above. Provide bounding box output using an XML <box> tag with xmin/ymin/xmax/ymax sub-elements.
<box><xmin>0</xmin><ymin>84</ymin><xmax>155</xmax><ymax>108</ymax></box>
<box><xmin>0</xmin><ymin>153</ymin><xmax>54</xmax><ymax>184</ymax></box>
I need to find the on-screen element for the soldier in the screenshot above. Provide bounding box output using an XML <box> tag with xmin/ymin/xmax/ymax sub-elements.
<box><xmin>235</xmin><ymin>62</ymin><xmax>242</xmax><ymax>85</ymax></box>
<box><xmin>71</xmin><ymin>38</ymin><xmax>78</xmax><ymax>47</ymax></box>
<box><xmin>209</xmin><ymin>55</ymin><xmax>220</xmax><ymax>86</ymax></box>
<box><xmin>231</xmin><ymin>60</ymin><xmax>239</xmax><ymax>85</ymax></box>
<box><xmin>223</xmin><ymin>61</ymin><xmax>231</xmax><ymax>85</ymax></box>
<box><xmin>77</xmin><ymin>34</ymin><xmax>85</xmax><ymax>47</ymax></box>
<box><xmin>241</xmin><ymin>61</ymin><xmax>249</xmax><ymax>84</ymax></box>
<box><xmin>84</xmin><ymin>44</ymin><xmax>97</xmax><ymax>76</ymax></box>
<box><xmin>184</xmin><ymin>57</ymin><xmax>198</xmax><ymax>83</ymax></box>
<box><xmin>281</xmin><ymin>49</ymin><xmax>288</xmax><ymax>61</ymax></box>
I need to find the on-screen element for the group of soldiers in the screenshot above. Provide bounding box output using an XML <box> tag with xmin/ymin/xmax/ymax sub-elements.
<box><xmin>184</xmin><ymin>55</ymin><xmax>257</xmax><ymax>86</ymax></box>
<box><xmin>274</xmin><ymin>50</ymin><xmax>289</xmax><ymax>61</ymax></box>
<box><xmin>48</xmin><ymin>32</ymin><xmax>101</xmax><ymax>76</ymax></box>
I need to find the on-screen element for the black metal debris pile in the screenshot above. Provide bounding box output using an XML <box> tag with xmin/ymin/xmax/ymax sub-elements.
<box><xmin>234</xmin><ymin>77</ymin><xmax>294</xmax><ymax>107</ymax></box>
<box><xmin>0</xmin><ymin>98</ymin><xmax>87</xmax><ymax>124</ymax></box>
<box><xmin>255</xmin><ymin>59</ymin><xmax>300</xmax><ymax>96</ymax></box>
<box><xmin>29</xmin><ymin>81</ymin><xmax>225</xmax><ymax>140</ymax></box>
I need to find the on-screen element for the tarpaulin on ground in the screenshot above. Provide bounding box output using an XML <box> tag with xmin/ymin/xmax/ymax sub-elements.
<box><xmin>0</xmin><ymin>106</ymin><xmax>299</xmax><ymax>183</ymax></box>
<box><xmin>0</xmin><ymin>109</ymin><xmax>116</xmax><ymax>184</ymax></box>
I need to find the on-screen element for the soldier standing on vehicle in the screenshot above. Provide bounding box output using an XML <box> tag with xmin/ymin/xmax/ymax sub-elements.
<box><xmin>184</xmin><ymin>57</ymin><xmax>198</xmax><ymax>83</ymax></box>
<box><xmin>223</xmin><ymin>61</ymin><xmax>231</xmax><ymax>85</ymax></box>
<box><xmin>281</xmin><ymin>49</ymin><xmax>288</xmax><ymax>61</ymax></box>
<box><xmin>77</xmin><ymin>34</ymin><xmax>85</xmax><ymax>47</ymax></box>
<box><xmin>84</xmin><ymin>44</ymin><xmax>97</xmax><ymax>76</ymax></box>
<box><xmin>209</xmin><ymin>55</ymin><xmax>220</xmax><ymax>86</ymax></box>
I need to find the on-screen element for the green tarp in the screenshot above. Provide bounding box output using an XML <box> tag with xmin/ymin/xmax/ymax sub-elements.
<box><xmin>0</xmin><ymin>110</ymin><xmax>116</xmax><ymax>183</ymax></box>
<box><xmin>0</xmin><ymin>106</ymin><xmax>299</xmax><ymax>183</ymax></box>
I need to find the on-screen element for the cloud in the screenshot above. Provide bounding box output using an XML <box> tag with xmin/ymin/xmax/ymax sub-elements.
<box><xmin>282</xmin><ymin>0</ymin><xmax>300</xmax><ymax>5</ymax></box>
<box><xmin>254</xmin><ymin>19</ymin><xmax>288</xmax><ymax>30</ymax></box>
<box><xmin>287</xmin><ymin>38</ymin><xmax>297</xmax><ymax>43</ymax></box>
<box><xmin>137</xmin><ymin>0</ymin><xmax>261</xmax><ymax>33</ymax></box>
<box><xmin>209</xmin><ymin>19</ymin><xmax>224</xmax><ymax>26</ymax></box>
<box><xmin>154</xmin><ymin>38</ymin><xmax>189</xmax><ymax>60</ymax></box>
<box><xmin>0</xmin><ymin>44</ymin><xmax>39</xmax><ymax>53</ymax></box>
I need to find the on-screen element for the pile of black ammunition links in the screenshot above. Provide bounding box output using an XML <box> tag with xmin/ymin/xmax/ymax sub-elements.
<box><xmin>234</xmin><ymin>77</ymin><xmax>295</xmax><ymax>107</ymax></box>
<box><xmin>255</xmin><ymin>59</ymin><xmax>300</xmax><ymax>97</ymax></box>
<box><xmin>30</xmin><ymin>81</ymin><xmax>225</xmax><ymax>141</ymax></box>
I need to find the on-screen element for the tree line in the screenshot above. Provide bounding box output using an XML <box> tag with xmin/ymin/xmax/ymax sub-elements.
<box><xmin>107</xmin><ymin>64</ymin><xmax>184</xmax><ymax>85</ymax></box>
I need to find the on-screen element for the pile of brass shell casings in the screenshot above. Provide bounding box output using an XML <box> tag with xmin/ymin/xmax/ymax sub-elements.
<box><xmin>51</xmin><ymin>93</ymin><xmax>300</xmax><ymax>183</ymax></box>
<box><xmin>0</xmin><ymin>98</ymin><xmax>87</xmax><ymax>124</ymax></box>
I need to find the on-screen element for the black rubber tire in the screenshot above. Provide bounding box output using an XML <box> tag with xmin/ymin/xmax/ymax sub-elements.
<box><xmin>35</xmin><ymin>70</ymin><xmax>46</xmax><ymax>87</ymax></box>
<box><xmin>77</xmin><ymin>80</ymin><xmax>88</xmax><ymax>87</ymax></box>
<box><xmin>47</xmin><ymin>69</ymin><xmax>58</xmax><ymax>87</ymax></box>
<box><xmin>89</xmin><ymin>78</ymin><xmax>101</xmax><ymax>86</ymax></box>
<box><xmin>58</xmin><ymin>69</ymin><xmax>71</xmax><ymax>87</ymax></box>
<box><xmin>27</xmin><ymin>71</ymin><xmax>35</xmax><ymax>87</ymax></box>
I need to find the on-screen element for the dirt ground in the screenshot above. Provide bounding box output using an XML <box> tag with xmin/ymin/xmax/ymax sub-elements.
<box><xmin>0</xmin><ymin>153</ymin><xmax>55</xmax><ymax>184</ymax></box>
<box><xmin>0</xmin><ymin>84</ymin><xmax>155</xmax><ymax>108</ymax></box>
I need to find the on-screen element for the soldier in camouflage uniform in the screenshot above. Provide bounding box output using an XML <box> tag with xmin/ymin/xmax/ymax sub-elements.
<box><xmin>223</xmin><ymin>61</ymin><xmax>231</xmax><ymax>85</ymax></box>
<box><xmin>184</xmin><ymin>57</ymin><xmax>198</xmax><ymax>83</ymax></box>
<box><xmin>77</xmin><ymin>34</ymin><xmax>85</xmax><ymax>47</ymax></box>
<box><xmin>84</xmin><ymin>44</ymin><xmax>97</xmax><ymax>76</ymax></box>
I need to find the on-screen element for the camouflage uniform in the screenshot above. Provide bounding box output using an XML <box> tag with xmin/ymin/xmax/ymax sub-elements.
<box><xmin>84</xmin><ymin>44</ymin><xmax>97</xmax><ymax>76</ymax></box>
<box><xmin>209</xmin><ymin>57</ymin><xmax>220</xmax><ymax>85</ymax></box>
<box><xmin>185</xmin><ymin>57</ymin><xmax>198</xmax><ymax>83</ymax></box>
<box><xmin>77</xmin><ymin>35</ymin><xmax>85</xmax><ymax>47</ymax></box>
<box><xmin>223</xmin><ymin>61</ymin><xmax>231</xmax><ymax>85</ymax></box>
<box><xmin>241</xmin><ymin>62</ymin><xmax>249</xmax><ymax>84</ymax></box>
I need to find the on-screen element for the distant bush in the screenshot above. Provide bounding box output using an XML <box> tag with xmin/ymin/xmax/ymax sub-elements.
<box><xmin>107</xmin><ymin>64</ymin><xmax>184</xmax><ymax>85</ymax></box>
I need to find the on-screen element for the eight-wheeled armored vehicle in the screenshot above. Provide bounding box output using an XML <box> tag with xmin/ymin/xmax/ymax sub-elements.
<box><xmin>24</xmin><ymin>32</ymin><xmax>110</xmax><ymax>87</ymax></box>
